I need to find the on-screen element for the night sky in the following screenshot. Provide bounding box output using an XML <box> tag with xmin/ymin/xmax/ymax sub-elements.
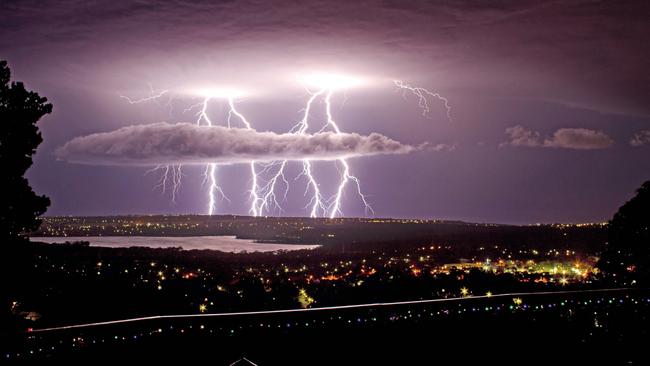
<box><xmin>2</xmin><ymin>0</ymin><xmax>649</xmax><ymax>223</ymax></box>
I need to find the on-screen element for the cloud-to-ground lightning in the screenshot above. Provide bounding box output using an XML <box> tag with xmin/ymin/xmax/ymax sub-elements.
<box><xmin>245</xmin><ymin>88</ymin><xmax>328</xmax><ymax>218</ymax></box>
<box><xmin>115</xmin><ymin>75</ymin><xmax>448</xmax><ymax>218</ymax></box>
<box><xmin>192</xmin><ymin>90</ymin><xmax>264</xmax><ymax>216</ymax></box>
<box><xmin>118</xmin><ymin>83</ymin><xmax>365</xmax><ymax>218</ymax></box>
<box><xmin>192</xmin><ymin>95</ymin><xmax>231</xmax><ymax>215</ymax></box>
<box><xmin>228</xmin><ymin>84</ymin><xmax>345</xmax><ymax>218</ymax></box>
<box><xmin>295</xmin><ymin>89</ymin><xmax>328</xmax><ymax>217</ymax></box>
<box><xmin>286</xmin><ymin>74</ymin><xmax>373</xmax><ymax>218</ymax></box>
<box><xmin>323</xmin><ymin>90</ymin><xmax>374</xmax><ymax>218</ymax></box>
<box><xmin>242</xmin><ymin>85</ymin><xmax>338</xmax><ymax>218</ymax></box>
<box><xmin>394</xmin><ymin>80</ymin><xmax>452</xmax><ymax>122</ymax></box>
<box><xmin>226</xmin><ymin>97</ymin><xmax>264</xmax><ymax>217</ymax></box>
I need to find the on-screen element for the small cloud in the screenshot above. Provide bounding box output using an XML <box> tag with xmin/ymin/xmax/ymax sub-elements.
<box><xmin>501</xmin><ymin>125</ymin><xmax>614</xmax><ymax>150</ymax></box>
<box><xmin>500</xmin><ymin>125</ymin><xmax>541</xmax><ymax>148</ymax></box>
<box><xmin>542</xmin><ymin>128</ymin><xmax>614</xmax><ymax>150</ymax></box>
<box><xmin>55</xmin><ymin>122</ymin><xmax>416</xmax><ymax>166</ymax></box>
<box><xmin>630</xmin><ymin>130</ymin><xmax>650</xmax><ymax>147</ymax></box>
<box><xmin>419</xmin><ymin>142</ymin><xmax>456</xmax><ymax>152</ymax></box>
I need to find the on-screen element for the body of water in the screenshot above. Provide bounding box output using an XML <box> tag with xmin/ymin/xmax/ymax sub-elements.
<box><xmin>32</xmin><ymin>236</ymin><xmax>320</xmax><ymax>253</ymax></box>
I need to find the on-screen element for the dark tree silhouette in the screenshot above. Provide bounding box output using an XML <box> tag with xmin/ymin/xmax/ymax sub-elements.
<box><xmin>0</xmin><ymin>60</ymin><xmax>51</xmax><ymax>242</ymax></box>
<box><xmin>598</xmin><ymin>181</ymin><xmax>650</xmax><ymax>282</ymax></box>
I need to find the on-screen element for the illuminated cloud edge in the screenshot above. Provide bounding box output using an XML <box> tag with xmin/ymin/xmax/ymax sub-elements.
<box><xmin>501</xmin><ymin>125</ymin><xmax>614</xmax><ymax>150</ymax></box>
<box><xmin>55</xmin><ymin>122</ymin><xmax>416</xmax><ymax>165</ymax></box>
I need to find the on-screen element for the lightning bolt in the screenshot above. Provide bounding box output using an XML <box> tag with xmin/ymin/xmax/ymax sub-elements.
<box><xmin>225</xmin><ymin>98</ymin><xmax>265</xmax><ymax>217</ymax></box>
<box><xmin>194</xmin><ymin>97</ymin><xmax>229</xmax><ymax>215</ymax></box>
<box><xmin>121</xmin><ymin>86</ymin><xmax>182</xmax><ymax>202</ymax></box>
<box><xmin>322</xmin><ymin>90</ymin><xmax>373</xmax><ymax>218</ymax></box>
<box><xmin>129</xmin><ymin>88</ymin><xmax>262</xmax><ymax>216</ymax></box>
<box><xmin>248</xmin><ymin>88</ymin><xmax>330</xmax><ymax>218</ymax></box>
<box><xmin>233</xmin><ymin>86</ymin><xmax>375</xmax><ymax>218</ymax></box>
<box><xmin>119</xmin><ymin>89</ymin><xmax>169</xmax><ymax>104</ymax></box>
<box><xmin>120</xmin><ymin>85</ymin><xmax>281</xmax><ymax>216</ymax></box>
<box><xmin>257</xmin><ymin>160</ymin><xmax>289</xmax><ymax>215</ymax></box>
<box><xmin>295</xmin><ymin>89</ymin><xmax>328</xmax><ymax>217</ymax></box>
<box><xmin>120</xmin><ymin>77</ymin><xmax>450</xmax><ymax>218</ymax></box>
<box><xmin>393</xmin><ymin>80</ymin><xmax>452</xmax><ymax>122</ymax></box>
<box><xmin>248</xmin><ymin>159</ymin><xmax>290</xmax><ymax>217</ymax></box>
<box><xmin>145</xmin><ymin>165</ymin><xmax>182</xmax><ymax>203</ymax></box>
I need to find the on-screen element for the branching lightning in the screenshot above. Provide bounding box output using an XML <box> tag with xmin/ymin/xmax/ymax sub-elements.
<box><xmin>322</xmin><ymin>90</ymin><xmax>373</xmax><ymax>218</ymax></box>
<box><xmin>252</xmin><ymin>160</ymin><xmax>289</xmax><ymax>216</ymax></box>
<box><xmin>283</xmin><ymin>84</ymin><xmax>373</xmax><ymax>218</ymax></box>
<box><xmin>119</xmin><ymin>84</ymin><xmax>169</xmax><ymax>104</ymax></box>
<box><xmin>193</xmin><ymin>96</ymin><xmax>230</xmax><ymax>215</ymax></box>
<box><xmin>394</xmin><ymin>80</ymin><xmax>452</xmax><ymax>122</ymax></box>
<box><xmin>119</xmin><ymin>75</ymin><xmax>451</xmax><ymax>218</ymax></box>
<box><xmin>145</xmin><ymin>165</ymin><xmax>183</xmax><ymax>202</ymax></box>
<box><xmin>226</xmin><ymin>98</ymin><xmax>265</xmax><ymax>217</ymax></box>
<box><xmin>296</xmin><ymin>89</ymin><xmax>328</xmax><ymax>217</ymax></box>
<box><xmin>121</xmin><ymin>86</ymin><xmax>182</xmax><ymax>202</ymax></box>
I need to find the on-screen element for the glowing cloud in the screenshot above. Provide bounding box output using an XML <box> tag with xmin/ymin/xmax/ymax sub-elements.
<box><xmin>186</xmin><ymin>87</ymin><xmax>246</xmax><ymax>99</ymax></box>
<box><xmin>55</xmin><ymin>122</ymin><xmax>415</xmax><ymax>166</ymax></box>
<box><xmin>298</xmin><ymin>73</ymin><xmax>367</xmax><ymax>90</ymax></box>
<box><xmin>544</xmin><ymin>128</ymin><xmax>614</xmax><ymax>150</ymax></box>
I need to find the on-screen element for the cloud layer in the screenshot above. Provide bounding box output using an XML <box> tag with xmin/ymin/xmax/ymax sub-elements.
<box><xmin>3</xmin><ymin>0</ymin><xmax>650</xmax><ymax>115</ymax></box>
<box><xmin>502</xmin><ymin>125</ymin><xmax>614</xmax><ymax>150</ymax></box>
<box><xmin>55</xmin><ymin>123</ymin><xmax>415</xmax><ymax>165</ymax></box>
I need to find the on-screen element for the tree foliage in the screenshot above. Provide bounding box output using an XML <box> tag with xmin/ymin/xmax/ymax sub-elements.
<box><xmin>599</xmin><ymin>181</ymin><xmax>650</xmax><ymax>281</ymax></box>
<box><xmin>0</xmin><ymin>60</ymin><xmax>51</xmax><ymax>242</ymax></box>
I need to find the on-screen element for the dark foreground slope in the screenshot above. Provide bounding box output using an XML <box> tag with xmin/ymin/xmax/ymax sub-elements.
<box><xmin>4</xmin><ymin>289</ymin><xmax>649</xmax><ymax>365</ymax></box>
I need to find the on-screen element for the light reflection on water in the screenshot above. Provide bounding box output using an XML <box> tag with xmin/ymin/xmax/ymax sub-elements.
<box><xmin>33</xmin><ymin>236</ymin><xmax>320</xmax><ymax>253</ymax></box>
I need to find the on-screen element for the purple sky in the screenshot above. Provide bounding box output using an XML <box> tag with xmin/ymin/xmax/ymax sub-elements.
<box><xmin>2</xmin><ymin>0</ymin><xmax>649</xmax><ymax>224</ymax></box>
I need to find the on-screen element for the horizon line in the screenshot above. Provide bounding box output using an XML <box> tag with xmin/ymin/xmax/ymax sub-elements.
<box><xmin>38</xmin><ymin>213</ymin><xmax>610</xmax><ymax>227</ymax></box>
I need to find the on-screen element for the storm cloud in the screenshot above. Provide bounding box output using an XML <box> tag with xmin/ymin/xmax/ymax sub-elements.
<box><xmin>55</xmin><ymin>123</ymin><xmax>416</xmax><ymax>165</ymax></box>
<box><xmin>3</xmin><ymin>0</ymin><xmax>650</xmax><ymax>115</ymax></box>
<box><xmin>502</xmin><ymin>125</ymin><xmax>614</xmax><ymax>150</ymax></box>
